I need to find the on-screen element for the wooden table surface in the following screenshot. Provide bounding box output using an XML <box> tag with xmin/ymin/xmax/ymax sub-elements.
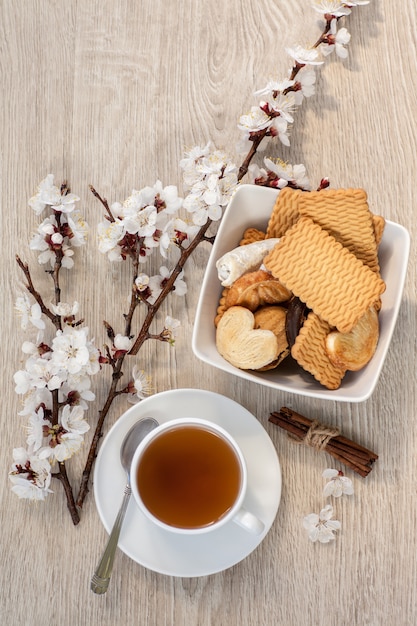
<box><xmin>1</xmin><ymin>2</ymin><xmax>416</xmax><ymax>624</ymax></box>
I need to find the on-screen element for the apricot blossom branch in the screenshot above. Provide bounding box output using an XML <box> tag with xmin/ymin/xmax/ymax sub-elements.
<box><xmin>10</xmin><ymin>176</ymin><xmax>99</xmax><ymax>525</ymax></box>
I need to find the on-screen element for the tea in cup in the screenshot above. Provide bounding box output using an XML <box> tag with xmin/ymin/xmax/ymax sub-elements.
<box><xmin>130</xmin><ymin>417</ymin><xmax>264</xmax><ymax>535</ymax></box>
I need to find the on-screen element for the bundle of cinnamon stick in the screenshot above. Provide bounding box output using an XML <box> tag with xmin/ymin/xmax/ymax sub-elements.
<box><xmin>269</xmin><ymin>407</ymin><xmax>378</xmax><ymax>477</ymax></box>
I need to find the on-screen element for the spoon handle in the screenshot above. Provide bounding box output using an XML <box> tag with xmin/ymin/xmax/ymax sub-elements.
<box><xmin>91</xmin><ymin>484</ymin><xmax>131</xmax><ymax>594</ymax></box>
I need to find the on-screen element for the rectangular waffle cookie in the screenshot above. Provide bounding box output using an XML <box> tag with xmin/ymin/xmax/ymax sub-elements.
<box><xmin>291</xmin><ymin>312</ymin><xmax>346</xmax><ymax>389</ymax></box>
<box><xmin>297</xmin><ymin>188</ymin><xmax>380</xmax><ymax>273</ymax></box>
<box><xmin>265</xmin><ymin>187</ymin><xmax>302</xmax><ymax>239</ymax></box>
<box><xmin>264</xmin><ymin>216</ymin><xmax>386</xmax><ymax>333</ymax></box>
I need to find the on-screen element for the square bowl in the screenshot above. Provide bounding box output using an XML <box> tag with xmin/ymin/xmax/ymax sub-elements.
<box><xmin>192</xmin><ymin>184</ymin><xmax>410</xmax><ymax>402</ymax></box>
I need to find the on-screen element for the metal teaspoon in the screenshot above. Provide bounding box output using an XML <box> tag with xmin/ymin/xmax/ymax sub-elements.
<box><xmin>91</xmin><ymin>417</ymin><xmax>159</xmax><ymax>594</ymax></box>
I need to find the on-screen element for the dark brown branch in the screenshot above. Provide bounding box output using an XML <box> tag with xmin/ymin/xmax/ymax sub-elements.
<box><xmin>53</xmin><ymin>463</ymin><xmax>80</xmax><ymax>525</ymax></box>
<box><xmin>77</xmin><ymin>242</ymin><xmax>143</xmax><ymax>507</ymax></box>
<box><xmin>76</xmin><ymin>358</ymin><xmax>125</xmax><ymax>508</ymax></box>
<box><xmin>238</xmin><ymin>16</ymin><xmax>334</xmax><ymax>180</ymax></box>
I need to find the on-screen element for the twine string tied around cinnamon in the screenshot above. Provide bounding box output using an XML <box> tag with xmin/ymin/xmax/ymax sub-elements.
<box><xmin>290</xmin><ymin>419</ymin><xmax>340</xmax><ymax>451</ymax></box>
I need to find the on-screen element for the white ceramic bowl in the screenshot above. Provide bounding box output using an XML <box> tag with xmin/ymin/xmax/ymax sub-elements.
<box><xmin>192</xmin><ymin>184</ymin><xmax>410</xmax><ymax>402</ymax></box>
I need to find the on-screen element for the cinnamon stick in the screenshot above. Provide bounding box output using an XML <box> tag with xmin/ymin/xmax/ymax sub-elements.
<box><xmin>269</xmin><ymin>407</ymin><xmax>378</xmax><ymax>477</ymax></box>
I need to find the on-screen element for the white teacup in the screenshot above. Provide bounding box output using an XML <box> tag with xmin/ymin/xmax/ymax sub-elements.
<box><xmin>130</xmin><ymin>417</ymin><xmax>264</xmax><ymax>535</ymax></box>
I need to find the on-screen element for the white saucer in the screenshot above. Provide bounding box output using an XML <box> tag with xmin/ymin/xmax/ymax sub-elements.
<box><xmin>93</xmin><ymin>388</ymin><xmax>282</xmax><ymax>577</ymax></box>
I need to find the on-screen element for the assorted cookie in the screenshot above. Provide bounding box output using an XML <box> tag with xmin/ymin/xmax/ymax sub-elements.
<box><xmin>214</xmin><ymin>187</ymin><xmax>386</xmax><ymax>390</ymax></box>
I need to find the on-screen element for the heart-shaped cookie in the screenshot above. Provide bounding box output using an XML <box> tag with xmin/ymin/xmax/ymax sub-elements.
<box><xmin>216</xmin><ymin>306</ymin><xmax>279</xmax><ymax>370</ymax></box>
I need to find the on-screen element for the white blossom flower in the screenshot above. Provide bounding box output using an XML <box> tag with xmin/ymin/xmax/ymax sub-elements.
<box><xmin>333</xmin><ymin>26</ymin><xmax>351</xmax><ymax>58</ymax></box>
<box><xmin>15</xmin><ymin>294</ymin><xmax>46</xmax><ymax>330</ymax></box>
<box><xmin>269</xmin><ymin>115</ymin><xmax>291</xmax><ymax>147</ymax></box>
<box><xmin>268</xmin><ymin>92</ymin><xmax>296</xmax><ymax>124</ymax></box>
<box><xmin>18</xmin><ymin>387</ymin><xmax>52</xmax><ymax>417</ymax></box>
<box><xmin>131</xmin><ymin>365</ymin><xmax>153</xmax><ymax>401</ymax></box>
<box><xmin>246</xmin><ymin>163</ymin><xmax>269</xmax><ymax>185</ymax></box>
<box><xmin>159</xmin><ymin>218</ymin><xmax>181</xmax><ymax>258</ymax></box>
<box><xmin>123</xmin><ymin>204</ymin><xmax>157</xmax><ymax>237</ymax></box>
<box><xmin>146</xmin><ymin>272</ymin><xmax>164</xmax><ymax>303</ymax></box>
<box><xmin>180</xmin><ymin>143</ymin><xmax>212</xmax><ymax>186</ymax></box>
<box><xmin>263</xmin><ymin>158</ymin><xmax>311</xmax><ymax>190</ymax></box>
<box><xmin>16</xmin><ymin>356</ymin><xmax>66</xmax><ymax>392</ymax></box>
<box><xmin>30</xmin><ymin>216</ymin><xmax>57</xmax><ymax>262</ymax></box>
<box><xmin>286</xmin><ymin>45</ymin><xmax>324</xmax><ymax>66</ymax></box>
<box><xmin>37</xmin><ymin>247</ymin><xmax>56</xmax><ymax>266</ymax></box>
<box><xmin>60</xmin><ymin>376</ymin><xmax>95</xmax><ymax>409</ymax></box>
<box><xmin>183</xmin><ymin>186</ymin><xmax>219</xmax><ymax>226</ymax></box>
<box><xmin>21</xmin><ymin>336</ymin><xmax>46</xmax><ymax>357</ymax></box>
<box><xmin>66</xmin><ymin>212</ymin><xmax>89</xmax><ymax>246</ymax></box>
<box><xmin>13</xmin><ymin>369</ymin><xmax>33</xmax><ymax>395</ymax></box>
<box><xmin>170</xmin><ymin>269</ymin><xmax>187</xmax><ymax>296</ymax></box>
<box><xmin>114</xmin><ymin>334</ymin><xmax>133</xmax><ymax>352</ymax></box>
<box><xmin>39</xmin><ymin>432</ymin><xmax>84</xmax><ymax>463</ymax></box>
<box><xmin>9</xmin><ymin>447</ymin><xmax>53</xmax><ymax>500</ymax></box>
<box><xmin>183</xmin><ymin>176</ymin><xmax>228</xmax><ymax>225</ymax></box>
<box><xmin>147</xmin><ymin>266</ymin><xmax>187</xmax><ymax>304</ymax></box>
<box><xmin>37</xmin><ymin>405</ymin><xmax>89</xmax><ymax>463</ymax></box>
<box><xmin>50</xmin><ymin>327</ymin><xmax>91</xmax><ymax>375</ymax></box>
<box><xmin>30</xmin><ymin>214</ymin><xmax>76</xmax><ymax>268</ymax></box>
<box><xmin>61</xmin><ymin>404</ymin><xmax>90</xmax><ymax>436</ymax></box>
<box><xmin>238</xmin><ymin>106</ymin><xmax>272</xmax><ymax>134</ymax></box>
<box><xmin>50</xmin><ymin>301</ymin><xmax>80</xmax><ymax>318</ymax></box>
<box><xmin>26</xmin><ymin>406</ymin><xmax>51</xmax><ymax>451</ymax></box>
<box><xmin>152</xmin><ymin>180</ymin><xmax>183</xmax><ymax>214</ymax></box>
<box><xmin>28</xmin><ymin>174</ymin><xmax>56</xmax><ymax>215</ymax></box>
<box><xmin>323</xmin><ymin>468</ymin><xmax>354</xmax><ymax>498</ymax></box>
<box><xmin>50</xmin><ymin>191</ymin><xmax>80</xmax><ymax>214</ymax></box>
<box><xmin>254</xmin><ymin>78</ymin><xmax>295</xmax><ymax>98</ymax></box>
<box><xmin>312</xmin><ymin>1</ymin><xmax>351</xmax><ymax>17</ymax></box>
<box><xmin>344</xmin><ymin>0</ymin><xmax>369</xmax><ymax>5</ymax></box>
<box><xmin>51</xmin><ymin>232</ymin><xmax>63</xmax><ymax>245</ymax></box>
<box><xmin>321</xmin><ymin>19</ymin><xmax>351</xmax><ymax>58</ymax></box>
<box><xmin>29</xmin><ymin>174</ymin><xmax>79</xmax><ymax>214</ymax></box>
<box><xmin>162</xmin><ymin>316</ymin><xmax>181</xmax><ymax>345</ymax></box>
<box><xmin>181</xmin><ymin>143</ymin><xmax>238</xmax><ymax>226</ymax></box>
<box><xmin>303</xmin><ymin>504</ymin><xmax>341</xmax><ymax>543</ymax></box>
<box><xmin>61</xmin><ymin>244</ymin><xmax>75</xmax><ymax>269</ymax></box>
<box><xmin>158</xmin><ymin>217</ymin><xmax>198</xmax><ymax>258</ymax></box>
<box><xmin>294</xmin><ymin>66</ymin><xmax>317</xmax><ymax>104</ymax></box>
<box><xmin>135</xmin><ymin>273</ymin><xmax>150</xmax><ymax>292</ymax></box>
<box><xmin>97</xmin><ymin>219</ymin><xmax>126</xmax><ymax>259</ymax></box>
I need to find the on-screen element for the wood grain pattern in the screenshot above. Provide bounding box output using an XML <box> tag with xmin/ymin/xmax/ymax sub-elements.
<box><xmin>1</xmin><ymin>1</ymin><xmax>416</xmax><ymax>624</ymax></box>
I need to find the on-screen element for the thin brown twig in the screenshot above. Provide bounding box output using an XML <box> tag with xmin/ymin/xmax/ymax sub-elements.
<box><xmin>89</xmin><ymin>185</ymin><xmax>115</xmax><ymax>222</ymax></box>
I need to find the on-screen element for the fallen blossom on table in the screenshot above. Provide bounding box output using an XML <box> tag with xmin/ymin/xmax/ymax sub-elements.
<box><xmin>303</xmin><ymin>504</ymin><xmax>341</xmax><ymax>543</ymax></box>
<box><xmin>323</xmin><ymin>468</ymin><xmax>354</xmax><ymax>498</ymax></box>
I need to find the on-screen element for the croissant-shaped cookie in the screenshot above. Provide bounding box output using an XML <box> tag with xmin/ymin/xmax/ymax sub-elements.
<box><xmin>225</xmin><ymin>269</ymin><xmax>291</xmax><ymax>311</ymax></box>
